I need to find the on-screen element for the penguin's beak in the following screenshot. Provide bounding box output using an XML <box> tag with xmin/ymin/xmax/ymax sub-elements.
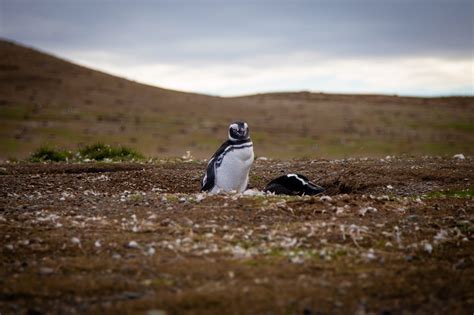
<box><xmin>238</xmin><ymin>128</ymin><xmax>247</xmax><ymax>137</ymax></box>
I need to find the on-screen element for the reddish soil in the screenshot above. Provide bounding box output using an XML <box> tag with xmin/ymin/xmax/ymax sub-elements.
<box><xmin>0</xmin><ymin>157</ymin><xmax>473</xmax><ymax>314</ymax></box>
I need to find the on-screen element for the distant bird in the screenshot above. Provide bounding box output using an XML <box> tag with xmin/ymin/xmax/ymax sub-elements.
<box><xmin>201</xmin><ymin>121</ymin><xmax>254</xmax><ymax>193</ymax></box>
<box><xmin>264</xmin><ymin>173</ymin><xmax>325</xmax><ymax>196</ymax></box>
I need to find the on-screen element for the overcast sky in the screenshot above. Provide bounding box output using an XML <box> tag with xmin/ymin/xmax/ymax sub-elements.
<box><xmin>1</xmin><ymin>0</ymin><xmax>472</xmax><ymax>96</ymax></box>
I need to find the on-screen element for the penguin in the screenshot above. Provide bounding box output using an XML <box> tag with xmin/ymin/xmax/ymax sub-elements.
<box><xmin>201</xmin><ymin>121</ymin><xmax>254</xmax><ymax>193</ymax></box>
<box><xmin>264</xmin><ymin>173</ymin><xmax>325</xmax><ymax>196</ymax></box>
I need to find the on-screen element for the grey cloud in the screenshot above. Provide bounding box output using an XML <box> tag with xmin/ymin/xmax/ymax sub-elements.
<box><xmin>1</xmin><ymin>0</ymin><xmax>472</xmax><ymax>63</ymax></box>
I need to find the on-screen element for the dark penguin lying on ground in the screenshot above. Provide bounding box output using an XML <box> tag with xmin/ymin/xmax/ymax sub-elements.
<box><xmin>264</xmin><ymin>173</ymin><xmax>325</xmax><ymax>196</ymax></box>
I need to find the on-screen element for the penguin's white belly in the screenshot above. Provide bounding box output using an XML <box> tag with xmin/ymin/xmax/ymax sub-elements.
<box><xmin>213</xmin><ymin>146</ymin><xmax>254</xmax><ymax>193</ymax></box>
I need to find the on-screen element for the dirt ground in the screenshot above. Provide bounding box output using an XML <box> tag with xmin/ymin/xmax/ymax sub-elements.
<box><xmin>0</xmin><ymin>157</ymin><xmax>473</xmax><ymax>314</ymax></box>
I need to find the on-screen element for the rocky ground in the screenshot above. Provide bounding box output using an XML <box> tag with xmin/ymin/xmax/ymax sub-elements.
<box><xmin>0</xmin><ymin>157</ymin><xmax>473</xmax><ymax>314</ymax></box>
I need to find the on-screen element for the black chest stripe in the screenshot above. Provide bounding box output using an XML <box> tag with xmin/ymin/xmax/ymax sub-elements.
<box><xmin>215</xmin><ymin>143</ymin><xmax>253</xmax><ymax>168</ymax></box>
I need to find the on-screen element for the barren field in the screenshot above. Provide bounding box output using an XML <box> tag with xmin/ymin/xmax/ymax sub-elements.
<box><xmin>1</xmin><ymin>157</ymin><xmax>473</xmax><ymax>314</ymax></box>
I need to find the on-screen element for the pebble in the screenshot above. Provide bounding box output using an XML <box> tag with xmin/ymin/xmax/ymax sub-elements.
<box><xmin>39</xmin><ymin>267</ymin><xmax>54</xmax><ymax>275</ymax></box>
<box><xmin>358</xmin><ymin>207</ymin><xmax>378</xmax><ymax>216</ymax></box>
<box><xmin>424</xmin><ymin>243</ymin><xmax>433</xmax><ymax>254</ymax></box>
<box><xmin>128</xmin><ymin>241</ymin><xmax>140</xmax><ymax>248</ymax></box>
<box><xmin>71</xmin><ymin>237</ymin><xmax>81</xmax><ymax>245</ymax></box>
<box><xmin>147</xmin><ymin>247</ymin><xmax>156</xmax><ymax>256</ymax></box>
<box><xmin>320</xmin><ymin>195</ymin><xmax>333</xmax><ymax>202</ymax></box>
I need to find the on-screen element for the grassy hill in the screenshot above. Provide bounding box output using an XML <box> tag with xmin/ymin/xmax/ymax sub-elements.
<box><xmin>1</xmin><ymin>39</ymin><xmax>473</xmax><ymax>159</ymax></box>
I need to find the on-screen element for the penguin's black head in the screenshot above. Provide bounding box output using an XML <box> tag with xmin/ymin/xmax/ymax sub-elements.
<box><xmin>228</xmin><ymin>121</ymin><xmax>250</xmax><ymax>141</ymax></box>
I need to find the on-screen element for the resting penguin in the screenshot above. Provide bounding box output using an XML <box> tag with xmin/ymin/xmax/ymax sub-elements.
<box><xmin>201</xmin><ymin>121</ymin><xmax>254</xmax><ymax>193</ymax></box>
<box><xmin>264</xmin><ymin>173</ymin><xmax>325</xmax><ymax>196</ymax></box>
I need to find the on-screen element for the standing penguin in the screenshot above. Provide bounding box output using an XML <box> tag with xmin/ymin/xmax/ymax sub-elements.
<box><xmin>201</xmin><ymin>121</ymin><xmax>254</xmax><ymax>193</ymax></box>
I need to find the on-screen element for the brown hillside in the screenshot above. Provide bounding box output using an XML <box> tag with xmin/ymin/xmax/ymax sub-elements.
<box><xmin>0</xmin><ymin>39</ymin><xmax>473</xmax><ymax>159</ymax></box>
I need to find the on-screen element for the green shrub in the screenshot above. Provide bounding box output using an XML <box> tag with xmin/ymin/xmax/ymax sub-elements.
<box><xmin>29</xmin><ymin>146</ymin><xmax>72</xmax><ymax>162</ymax></box>
<box><xmin>79</xmin><ymin>143</ymin><xmax>143</xmax><ymax>161</ymax></box>
<box><xmin>28</xmin><ymin>143</ymin><xmax>144</xmax><ymax>162</ymax></box>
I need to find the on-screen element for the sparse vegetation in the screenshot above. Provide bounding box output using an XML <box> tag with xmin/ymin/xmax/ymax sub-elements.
<box><xmin>425</xmin><ymin>189</ymin><xmax>474</xmax><ymax>199</ymax></box>
<box><xmin>79</xmin><ymin>143</ymin><xmax>143</xmax><ymax>161</ymax></box>
<box><xmin>29</xmin><ymin>146</ymin><xmax>72</xmax><ymax>162</ymax></box>
<box><xmin>28</xmin><ymin>143</ymin><xmax>144</xmax><ymax>162</ymax></box>
<box><xmin>1</xmin><ymin>41</ymin><xmax>474</xmax><ymax>160</ymax></box>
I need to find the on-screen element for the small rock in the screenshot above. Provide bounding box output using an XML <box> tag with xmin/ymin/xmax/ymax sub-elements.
<box><xmin>160</xmin><ymin>218</ymin><xmax>172</xmax><ymax>226</ymax></box>
<box><xmin>195</xmin><ymin>193</ymin><xmax>206</xmax><ymax>202</ymax></box>
<box><xmin>147</xmin><ymin>247</ymin><xmax>156</xmax><ymax>256</ymax></box>
<box><xmin>290</xmin><ymin>256</ymin><xmax>305</xmax><ymax>264</ymax></box>
<box><xmin>128</xmin><ymin>241</ymin><xmax>139</xmax><ymax>248</ymax></box>
<box><xmin>39</xmin><ymin>267</ymin><xmax>54</xmax><ymax>275</ymax></box>
<box><xmin>363</xmin><ymin>249</ymin><xmax>376</xmax><ymax>261</ymax></box>
<box><xmin>434</xmin><ymin>229</ymin><xmax>448</xmax><ymax>242</ymax></box>
<box><xmin>320</xmin><ymin>195</ymin><xmax>332</xmax><ymax>202</ymax></box>
<box><xmin>335</xmin><ymin>207</ymin><xmax>345</xmax><ymax>215</ymax></box>
<box><xmin>358</xmin><ymin>207</ymin><xmax>377</xmax><ymax>216</ymax></box>
<box><xmin>453</xmin><ymin>153</ymin><xmax>465</xmax><ymax>160</ymax></box>
<box><xmin>424</xmin><ymin>243</ymin><xmax>433</xmax><ymax>254</ymax></box>
<box><xmin>71</xmin><ymin>237</ymin><xmax>81</xmax><ymax>245</ymax></box>
<box><xmin>243</xmin><ymin>189</ymin><xmax>264</xmax><ymax>196</ymax></box>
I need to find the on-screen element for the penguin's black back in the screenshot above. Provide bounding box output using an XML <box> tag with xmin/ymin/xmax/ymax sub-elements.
<box><xmin>264</xmin><ymin>174</ymin><xmax>325</xmax><ymax>196</ymax></box>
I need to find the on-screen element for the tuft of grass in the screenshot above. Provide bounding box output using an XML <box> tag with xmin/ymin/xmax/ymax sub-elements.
<box><xmin>29</xmin><ymin>146</ymin><xmax>72</xmax><ymax>162</ymax></box>
<box><xmin>79</xmin><ymin>143</ymin><xmax>144</xmax><ymax>161</ymax></box>
<box><xmin>27</xmin><ymin>143</ymin><xmax>145</xmax><ymax>162</ymax></box>
<box><xmin>424</xmin><ymin>189</ymin><xmax>474</xmax><ymax>199</ymax></box>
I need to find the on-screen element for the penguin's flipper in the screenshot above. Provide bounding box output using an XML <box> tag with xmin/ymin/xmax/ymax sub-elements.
<box><xmin>201</xmin><ymin>157</ymin><xmax>216</xmax><ymax>192</ymax></box>
<box><xmin>201</xmin><ymin>141</ymin><xmax>232</xmax><ymax>192</ymax></box>
<box><xmin>304</xmin><ymin>181</ymin><xmax>325</xmax><ymax>195</ymax></box>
